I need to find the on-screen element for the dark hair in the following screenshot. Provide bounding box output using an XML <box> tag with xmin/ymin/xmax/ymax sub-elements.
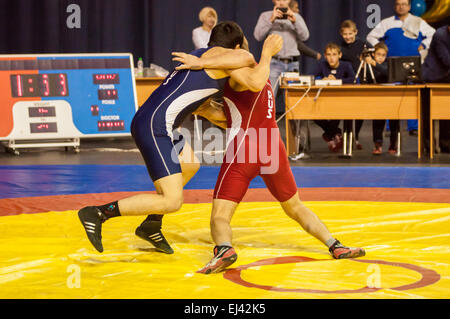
<box><xmin>208</xmin><ymin>21</ymin><xmax>244</xmax><ymax>49</ymax></box>
<box><xmin>374</xmin><ymin>42</ymin><xmax>388</xmax><ymax>53</ymax></box>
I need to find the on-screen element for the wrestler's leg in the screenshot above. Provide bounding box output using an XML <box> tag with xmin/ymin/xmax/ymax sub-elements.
<box><xmin>210</xmin><ymin>198</ymin><xmax>239</xmax><ymax>246</ymax></box>
<box><xmin>280</xmin><ymin>193</ymin><xmax>333</xmax><ymax>245</ymax></box>
<box><xmin>197</xmin><ymin>198</ymin><xmax>239</xmax><ymax>274</ymax></box>
<box><xmin>120</xmin><ymin>142</ymin><xmax>199</xmax><ymax>215</ymax></box>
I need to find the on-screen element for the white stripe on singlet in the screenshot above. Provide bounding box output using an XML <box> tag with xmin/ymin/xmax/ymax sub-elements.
<box><xmin>149</xmin><ymin>71</ymin><xmax>190</xmax><ymax>176</ymax></box>
<box><xmin>164</xmin><ymin>89</ymin><xmax>219</xmax><ymax>140</ymax></box>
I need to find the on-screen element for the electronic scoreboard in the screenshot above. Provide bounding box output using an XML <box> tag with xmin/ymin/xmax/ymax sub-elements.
<box><xmin>0</xmin><ymin>54</ymin><xmax>138</xmax><ymax>154</ymax></box>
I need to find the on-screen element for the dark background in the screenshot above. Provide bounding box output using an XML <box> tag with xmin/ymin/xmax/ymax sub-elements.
<box><xmin>0</xmin><ymin>0</ymin><xmax>445</xmax><ymax>75</ymax></box>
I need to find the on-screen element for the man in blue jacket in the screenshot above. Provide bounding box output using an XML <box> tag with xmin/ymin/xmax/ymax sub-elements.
<box><xmin>367</xmin><ymin>0</ymin><xmax>435</xmax><ymax>136</ymax></box>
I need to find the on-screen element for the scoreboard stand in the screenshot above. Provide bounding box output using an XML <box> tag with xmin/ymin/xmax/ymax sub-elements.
<box><xmin>0</xmin><ymin>53</ymin><xmax>138</xmax><ymax>155</ymax></box>
<box><xmin>3</xmin><ymin>138</ymin><xmax>81</xmax><ymax>156</ymax></box>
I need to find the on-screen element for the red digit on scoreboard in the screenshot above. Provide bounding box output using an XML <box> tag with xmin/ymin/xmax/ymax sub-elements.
<box><xmin>42</xmin><ymin>75</ymin><xmax>50</xmax><ymax>96</ymax></box>
<box><xmin>16</xmin><ymin>75</ymin><xmax>23</xmax><ymax>97</ymax></box>
<box><xmin>59</xmin><ymin>74</ymin><xmax>67</xmax><ymax>96</ymax></box>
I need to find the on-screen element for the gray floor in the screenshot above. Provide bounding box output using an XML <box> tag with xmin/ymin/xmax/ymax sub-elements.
<box><xmin>1</xmin><ymin>116</ymin><xmax>449</xmax><ymax>167</ymax></box>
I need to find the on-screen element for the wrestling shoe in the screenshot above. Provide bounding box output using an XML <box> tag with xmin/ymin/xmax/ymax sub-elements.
<box><xmin>329</xmin><ymin>239</ymin><xmax>365</xmax><ymax>259</ymax></box>
<box><xmin>135</xmin><ymin>216</ymin><xmax>174</xmax><ymax>254</ymax></box>
<box><xmin>197</xmin><ymin>245</ymin><xmax>238</xmax><ymax>274</ymax></box>
<box><xmin>78</xmin><ymin>206</ymin><xmax>107</xmax><ymax>253</ymax></box>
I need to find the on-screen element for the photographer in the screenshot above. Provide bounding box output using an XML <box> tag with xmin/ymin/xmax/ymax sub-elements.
<box><xmin>254</xmin><ymin>0</ymin><xmax>309</xmax><ymax>113</ymax></box>
<box><xmin>339</xmin><ymin>20</ymin><xmax>373</xmax><ymax>150</ymax></box>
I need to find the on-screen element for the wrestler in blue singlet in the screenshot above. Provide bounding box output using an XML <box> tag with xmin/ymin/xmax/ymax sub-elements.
<box><xmin>131</xmin><ymin>47</ymin><xmax>227</xmax><ymax>182</ymax></box>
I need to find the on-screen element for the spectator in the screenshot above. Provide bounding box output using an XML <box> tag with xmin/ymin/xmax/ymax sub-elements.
<box><xmin>254</xmin><ymin>0</ymin><xmax>310</xmax><ymax>113</ymax></box>
<box><xmin>366</xmin><ymin>0</ymin><xmax>435</xmax><ymax>136</ymax></box>
<box><xmin>367</xmin><ymin>43</ymin><xmax>401</xmax><ymax>155</ymax></box>
<box><xmin>422</xmin><ymin>24</ymin><xmax>450</xmax><ymax>83</ymax></box>
<box><xmin>339</xmin><ymin>19</ymin><xmax>373</xmax><ymax>150</ymax></box>
<box><xmin>289</xmin><ymin>0</ymin><xmax>321</xmax><ymax>61</ymax></box>
<box><xmin>314</xmin><ymin>43</ymin><xmax>355</xmax><ymax>152</ymax></box>
<box><xmin>422</xmin><ymin>23</ymin><xmax>450</xmax><ymax>153</ymax></box>
<box><xmin>192</xmin><ymin>7</ymin><xmax>218</xmax><ymax>49</ymax></box>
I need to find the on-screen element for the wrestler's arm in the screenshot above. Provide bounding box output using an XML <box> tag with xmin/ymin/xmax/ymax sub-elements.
<box><xmin>227</xmin><ymin>34</ymin><xmax>283</xmax><ymax>92</ymax></box>
<box><xmin>192</xmin><ymin>99</ymin><xmax>227</xmax><ymax>129</ymax></box>
<box><xmin>172</xmin><ymin>47</ymin><xmax>256</xmax><ymax>71</ymax></box>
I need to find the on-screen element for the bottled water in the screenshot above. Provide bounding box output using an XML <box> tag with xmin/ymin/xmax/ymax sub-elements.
<box><xmin>137</xmin><ymin>57</ymin><xmax>144</xmax><ymax>77</ymax></box>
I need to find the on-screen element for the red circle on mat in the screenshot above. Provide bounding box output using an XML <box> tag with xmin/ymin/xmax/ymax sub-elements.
<box><xmin>223</xmin><ymin>256</ymin><xmax>440</xmax><ymax>294</ymax></box>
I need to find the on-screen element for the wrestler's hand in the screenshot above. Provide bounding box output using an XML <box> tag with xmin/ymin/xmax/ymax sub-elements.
<box><xmin>172</xmin><ymin>52</ymin><xmax>203</xmax><ymax>70</ymax></box>
<box><xmin>261</xmin><ymin>34</ymin><xmax>283</xmax><ymax>58</ymax></box>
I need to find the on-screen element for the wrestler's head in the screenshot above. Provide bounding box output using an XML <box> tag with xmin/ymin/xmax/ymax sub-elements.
<box><xmin>208</xmin><ymin>21</ymin><xmax>244</xmax><ymax>49</ymax></box>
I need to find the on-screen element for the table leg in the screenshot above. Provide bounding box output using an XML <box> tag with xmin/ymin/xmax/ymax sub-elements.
<box><xmin>430</xmin><ymin>89</ymin><xmax>433</xmax><ymax>159</ymax></box>
<box><xmin>418</xmin><ymin>88</ymin><xmax>422</xmax><ymax>159</ymax></box>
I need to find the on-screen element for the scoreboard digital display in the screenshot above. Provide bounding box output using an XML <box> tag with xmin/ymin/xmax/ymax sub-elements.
<box><xmin>28</xmin><ymin>106</ymin><xmax>56</xmax><ymax>118</ymax></box>
<box><xmin>98</xmin><ymin>89</ymin><xmax>118</xmax><ymax>100</ymax></box>
<box><xmin>0</xmin><ymin>54</ymin><xmax>138</xmax><ymax>146</ymax></box>
<box><xmin>11</xmin><ymin>74</ymin><xmax>68</xmax><ymax>98</ymax></box>
<box><xmin>93</xmin><ymin>73</ymin><xmax>120</xmax><ymax>84</ymax></box>
<box><xmin>30</xmin><ymin>122</ymin><xmax>58</xmax><ymax>133</ymax></box>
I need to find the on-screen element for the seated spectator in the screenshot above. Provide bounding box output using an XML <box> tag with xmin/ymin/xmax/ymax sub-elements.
<box><xmin>367</xmin><ymin>43</ymin><xmax>401</xmax><ymax>155</ymax></box>
<box><xmin>314</xmin><ymin>43</ymin><xmax>355</xmax><ymax>152</ymax></box>
<box><xmin>192</xmin><ymin>7</ymin><xmax>218</xmax><ymax>49</ymax></box>
<box><xmin>339</xmin><ymin>19</ymin><xmax>373</xmax><ymax>150</ymax></box>
<box><xmin>422</xmin><ymin>24</ymin><xmax>450</xmax><ymax>83</ymax></box>
<box><xmin>289</xmin><ymin>0</ymin><xmax>321</xmax><ymax>61</ymax></box>
<box><xmin>366</xmin><ymin>0</ymin><xmax>436</xmax><ymax>137</ymax></box>
<box><xmin>422</xmin><ymin>23</ymin><xmax>450</xmax><ymax>153</ymax></box>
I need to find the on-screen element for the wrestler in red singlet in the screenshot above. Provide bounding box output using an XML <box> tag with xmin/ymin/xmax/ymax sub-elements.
<box><xmin>213</xmin><ymin>80</ymin><xmax>298</xmax><ymax>204</ymax></box>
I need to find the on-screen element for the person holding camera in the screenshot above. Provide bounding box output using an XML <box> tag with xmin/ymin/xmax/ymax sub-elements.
<box><xmin>254</xmin><ymin>0</ymin><xmax>309</xmax><ymax>113</ymax></box>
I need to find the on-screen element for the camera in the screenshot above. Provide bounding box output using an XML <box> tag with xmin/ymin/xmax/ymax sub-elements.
<box><xmin>276</xmin><ymin>7</ymin><xmax>289</xmax><ymax>19</ymax></box>
<box><xmin>361</xmin><ymin>45</ymin><xmax>375</xmax><ymax>58</ymax></box>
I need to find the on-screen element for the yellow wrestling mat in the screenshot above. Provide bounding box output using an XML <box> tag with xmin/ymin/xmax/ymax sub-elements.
<box><xmin>0</xmin><ymin>201</ymin><xmax>449</xmax><ymax>299</ymax></box>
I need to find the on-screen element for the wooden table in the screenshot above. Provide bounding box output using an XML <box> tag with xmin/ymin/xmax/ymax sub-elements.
<box><xmin>135</xmin><ymin>77</ymin><xmax>165</xmax><ymax>106</ymax></box>
<box><xmin>283</xmin><ymin>84</ymin><xmax>425</xmax><ymax>158</ymax></box>
<box><xmin>427</xmin><ymin>84</ymin><xmax>450</xmax><ymax>159</ymax></box>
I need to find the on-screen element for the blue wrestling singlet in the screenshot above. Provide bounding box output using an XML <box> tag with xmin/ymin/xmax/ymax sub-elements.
<box><xmin>131</xmin><ymin>47</ymin><xmax>227</xmax><ymax>182</ymax></box>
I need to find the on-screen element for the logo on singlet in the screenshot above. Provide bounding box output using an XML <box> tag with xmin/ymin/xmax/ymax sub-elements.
<box><xmin>267</xmin><ymin>89</ymin><xmax>274</xmax><ymax>119</ymax></box>
<box><xmin>163</xmin><ymin>70</ymin><xmax>178</xmax><ymax>85</ymax></box>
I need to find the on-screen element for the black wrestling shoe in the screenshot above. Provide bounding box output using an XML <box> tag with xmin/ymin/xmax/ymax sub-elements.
<box><xmin>135</xmin><ymin>216</ymin><xmax>174</xmax><ymax>254</ymax></box>
<box><xmin>78</xmin><ymin>206</ymin><xmax>107</xmax><ymax>253</ymax></box>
